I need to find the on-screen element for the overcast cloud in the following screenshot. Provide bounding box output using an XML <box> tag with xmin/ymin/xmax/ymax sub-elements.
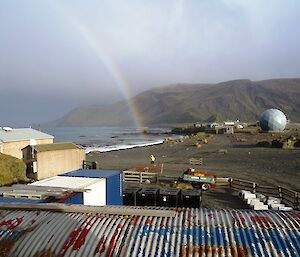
<box><xmin>0</xmin><ymin>0</ymin><xmax>300</xmax><ymax>125</ymax></box>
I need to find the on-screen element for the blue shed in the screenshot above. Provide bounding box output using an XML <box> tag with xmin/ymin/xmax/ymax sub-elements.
<box><xmin>60</xmin><ymin>169</ymin><xmax>123</xmax><ymax>205</ymax></box>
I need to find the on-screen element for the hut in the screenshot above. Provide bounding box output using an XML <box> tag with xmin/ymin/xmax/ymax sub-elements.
<box><xmin>0</xmin><ymin>127</ymin><xmax>53</xmax><ymax>159</ymax></box>
<box><xmin>22</xmin><ymin>142</ymin><xmax>85</xmax><ymax>180</ymax></box>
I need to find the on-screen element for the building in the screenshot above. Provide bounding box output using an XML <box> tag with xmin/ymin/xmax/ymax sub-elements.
<box><xmin>207</xmin><ymin>122</ymin><xmax>219</xmax><ymax>128</ymax></box>
<box><xmin>224</xmin><ymin>121</ymin><xmax>235</xmax><ymax>126</ymax></box>
<box><xmin>61</xmin><ymin>169</ymin><xmax>123</xmax><ymax>205</ymax></box>
<box><xmin>215</xmin><ymin>126</ymin><xmax>234</xmax><ymax>134</ymax></box>
<box><xmin>22</xmin><ymin>142</ymin><xmax>85</xmax><ymax>180</ymax></box>
<box><xmin>0</xmin><ymin>127</ymin><xmax>54</xmax><ymax>159</ymax></box>
<box><xmin>0</xmin><ymin>204</ymin><xmax>298</xmax><ymax>256</ymax></box>
<box><xmin>31</xmin><ymin>169</ymin><xmax>123</xmax><ymax>206</ymax></box>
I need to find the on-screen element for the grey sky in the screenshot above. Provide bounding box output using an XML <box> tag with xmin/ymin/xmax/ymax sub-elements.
<box><xmin>1</xmin><ymin>0</ymin><xmax>300</xmax><ymax>126</ymax></box>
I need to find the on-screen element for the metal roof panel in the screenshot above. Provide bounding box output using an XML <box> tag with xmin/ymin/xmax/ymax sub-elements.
<box><xmin>0</xmin><ymin>128</ymin><xmax>53</xmax><ymax>142</ymax></box>
<box><xmin>61</xmin><ymin>169</ymin><xmax>122</xmax><ymax>178</ymax></box>
<box><xmin>0</xmin><ymin>205</ymin><xmax>298</xmax><ymax>256</ymax></box>
<box><xmin>31</xmin><ymin>176</ymin><xmax>104</xmax><ymax>189</ymax></box>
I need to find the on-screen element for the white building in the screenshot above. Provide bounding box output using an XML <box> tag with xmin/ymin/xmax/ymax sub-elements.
<box><xmin>0</xmin><ymin>127</ymin><xmax>54</xmax><ymax>159</ymax></box>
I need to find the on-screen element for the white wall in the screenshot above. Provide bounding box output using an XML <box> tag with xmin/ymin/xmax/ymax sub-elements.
<box><xmin>83</xmin><ymin>179</ymin><xmax>106</xmax><ymax>206</ymax></box>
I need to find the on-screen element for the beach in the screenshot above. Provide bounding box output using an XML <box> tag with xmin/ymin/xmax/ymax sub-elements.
<box><xmin>87</xmin><ymin>132</ymin><xmax>300</xmax><ymax>208</ymax></box>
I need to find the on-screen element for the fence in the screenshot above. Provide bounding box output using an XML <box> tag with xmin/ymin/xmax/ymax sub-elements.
<box><xmin>123</xmin><ymin>170</ymin><xmax>158</xmax><ymax>183</ymax></box>
<box><xmin>230</xmin><ymin>178</ymin><xmax>299</xmax><ymax>210</ymax></box>
<box><xmin>189</xmin><ymin>158</ymin><xmax>203</xmax><ymax>165</ymax></box>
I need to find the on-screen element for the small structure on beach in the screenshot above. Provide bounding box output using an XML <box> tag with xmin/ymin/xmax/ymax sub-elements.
<box><xmin>0</xmin><ymin>127</ymin><xmax>54</xmax><ymax>159</ymax></box>
<box><xmin>22</xmin><ymin>142</ymin><xmax>85</xmax><ymax>180</ymax></box>
<box><xmin>215</xmin><ymin>126</ymin><xmax>234</xmax><ymax>134</ymax></box>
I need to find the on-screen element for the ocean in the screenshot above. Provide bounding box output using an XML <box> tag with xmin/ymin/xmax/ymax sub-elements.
<box><xmin>42</xmin><ymin>127</ymin><xmax>171</xmax><ymax>153</ymax></box>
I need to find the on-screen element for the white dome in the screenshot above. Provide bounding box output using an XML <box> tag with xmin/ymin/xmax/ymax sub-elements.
<box><xmin>259</xmin><ymin>109</ymin><xmax>287</xmax><ymax>132</ymax></box>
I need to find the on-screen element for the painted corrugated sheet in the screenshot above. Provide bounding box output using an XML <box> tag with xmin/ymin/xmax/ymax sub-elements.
<box><xmin>64</xmin><ymin>193</ymin><xmax>83</xmax><ymax>205</ymax></box>
<box><xmin>61</xmin><ymin>169</ymin><xmax>123</xmax><ymax>205</ymax></box>
<box><xmin>106</xmin><ymin>173</ymin><xmax>122</xmax><ymax>205</ymax></box>
<box><xmin>0</xmin><ymin>206</ymin><xmax>299</xmax><ymax>256</ymax></box>
<box><xmin>0</xmin><ymin>197</ymin><xmax>46</xmax><ymax>204</ymax></box>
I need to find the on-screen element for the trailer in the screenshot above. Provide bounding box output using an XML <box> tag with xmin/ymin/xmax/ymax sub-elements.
<box><xmin>181</xmin><ymin>168</ymin><xmax>217</xmax><ymax>191</ymax></box>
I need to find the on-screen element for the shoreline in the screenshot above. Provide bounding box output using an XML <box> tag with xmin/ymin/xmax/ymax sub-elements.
<box><xmin>85</xmin><ymin>139</ymin><xmax>165</xmax><ymax>154</ymax></box>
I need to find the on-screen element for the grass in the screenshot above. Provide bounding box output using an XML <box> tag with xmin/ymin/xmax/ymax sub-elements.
<box><xmin>0</xmin><ymin>153</ymin><xmax>27</xmax><ymax>186</ymax></box>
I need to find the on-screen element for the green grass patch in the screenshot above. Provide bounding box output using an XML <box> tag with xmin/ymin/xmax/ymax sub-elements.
<box><xmin>0</xmin><ymin>153</ymin><xmax>27</xmax><ymax>186</ymax></box>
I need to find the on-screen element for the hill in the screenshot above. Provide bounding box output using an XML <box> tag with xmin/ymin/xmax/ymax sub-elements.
<box><xmin>48</xmin><ymin>78</ymin><xmax>300</xmax><ymax>126</ymax></box>
<box><xmin>0</xmin><ymin>153</ymin><xmax>27</xmax><ymax>186</ymax></box>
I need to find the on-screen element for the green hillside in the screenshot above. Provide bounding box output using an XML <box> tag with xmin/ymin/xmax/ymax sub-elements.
<box><xmin>0</xmin><ymin>153</ymin><xmax>27</xmax><ymax>186</ymax></box>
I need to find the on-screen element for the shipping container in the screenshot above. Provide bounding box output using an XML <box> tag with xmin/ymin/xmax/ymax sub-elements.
<box><xmin>60</xmin><ymin>169</ymin><xmax>123</xmax><ymax>205</ymax></box>
<box><xmin>159</xmin><ymin>188</ymin><xmax>181</xmax><ymax>207</ymax></box>
<box><xmin>123</xmin><ymin>187</ymin><xmax>141</xmax><ymax>206</ymax></box>
<box><xmin>181</xmin><ymin>189</ymin><xmax>202</xmax><ymax>208</ymax></box>
<box><xmin>136</xmin><ymin>188</ymin><xmax>159</xmax><ymax>206</ymax></box>
<box><xmin>31</xmin><ymin>176</ymin><xmax>106</xmax><ymax>206</ymax></box>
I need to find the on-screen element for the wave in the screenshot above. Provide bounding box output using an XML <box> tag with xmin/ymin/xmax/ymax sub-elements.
<box><xmin>85</xmin><ymin>139</ymin><xmax>164</xmax><ymax>154</ymax></box>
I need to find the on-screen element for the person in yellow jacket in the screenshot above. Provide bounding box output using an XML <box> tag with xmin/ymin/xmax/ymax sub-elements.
<box><xmin>150</xmin><ymin>154</ymin><xmax>156</xmax><ymax>164</ymax></box>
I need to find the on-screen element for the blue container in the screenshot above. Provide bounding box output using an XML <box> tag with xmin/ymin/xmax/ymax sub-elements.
<box><xmin>63</xmin><ymin>192</ymin><xmax>83</xmax><ymax>205</ymax></box>
<box><xmin>0</xmin><ymin>197</ymin><xmax>46</xmax><ymax>204</ymax></box>
<box><xmin>60</xmin><ymin>169</ymin><xmax>123</xmax><ymax>205</ymax></box>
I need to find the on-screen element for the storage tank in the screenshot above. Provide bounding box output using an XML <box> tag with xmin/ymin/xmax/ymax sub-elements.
<box><xmin>60</xmin><ymin>169</ymin><xmax>123</xmax><ymax>205</ymax></box>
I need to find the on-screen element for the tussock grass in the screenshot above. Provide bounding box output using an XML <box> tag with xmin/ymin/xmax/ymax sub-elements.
<box><xmin>0</xmin><ymin>153</ymin><xmax>27</xmax><ymax>186</ymax></box>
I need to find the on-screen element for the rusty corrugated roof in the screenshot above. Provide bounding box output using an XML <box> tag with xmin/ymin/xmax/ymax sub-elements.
<box><xmin>0</xmin><ymin>205</ymin><xmax>299</xmax><ymax>256</ymax></box>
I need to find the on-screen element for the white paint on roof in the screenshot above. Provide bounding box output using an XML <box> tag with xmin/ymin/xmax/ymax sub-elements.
<box><xmin>31</xmin><ymin>176</ymin><xmax>104</xmax><ymax>189</ymax></box>
<box><xmin>0</xmin><ymin>128</ymin><xmax>54</xmax><ymax>142</ymax></box>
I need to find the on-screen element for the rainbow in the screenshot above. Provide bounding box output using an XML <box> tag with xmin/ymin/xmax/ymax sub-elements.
<box><xmin>54</xmin><ymin>4</ymin><xmax>142</xmax><ymax>128</ymax></box>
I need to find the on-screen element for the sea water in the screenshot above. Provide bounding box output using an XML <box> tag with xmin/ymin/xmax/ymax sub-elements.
<box><xmin>42</xmin><ymin>127</ymin><xmax>170</xmax><ymax>153</ymax></box>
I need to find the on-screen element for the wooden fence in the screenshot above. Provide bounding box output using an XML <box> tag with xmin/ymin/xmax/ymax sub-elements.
<box><xmin>189</xmin><ymin>158</ymin><xmax>203</xmax><ymax>165</ymax></box>
<box><xmin>230</xmin><ymin>178</ymin><xmax>299</xmax><ymax>210</ymax></box>
<box><xmin>123</xmin><ymin>170</ymin><xmax>158</xmax><ymax>184</ymax></box>
<box><xmin>122</xmin><ymin>171</ymin><xmax>299</xmax><ymax>210</ymax></box>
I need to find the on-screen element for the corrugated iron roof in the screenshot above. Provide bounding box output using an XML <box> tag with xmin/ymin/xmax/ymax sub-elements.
<box><xmin>32</xmin><ymin>142</ymin><xmax>83</xmax><ymax>152</ymax></box>
<box><xmin>0</xmin><ymin>205</ymin><xmax>299</xmax><ymax>256</ymax></box>
<box><xmin>0</xmin><ymin>128</ymin><xmax>53</xmax><ymax>142</ymax></box>
<box><xmin>62</xmin><ymin>169</ymin><xmax>122</xmax><ymax>178</ymax></box>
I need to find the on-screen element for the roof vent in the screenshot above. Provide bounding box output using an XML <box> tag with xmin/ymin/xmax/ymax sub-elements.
<box><xmin>2</xmin><ymin>127</ymin><xmax>13</xmax><ymax>132</ymax></box>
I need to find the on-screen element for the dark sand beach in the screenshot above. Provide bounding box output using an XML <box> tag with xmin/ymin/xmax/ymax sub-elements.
<box><xmin>87</xmin><ymin>132</ymin><xmax>300</xmax><ymax>208</ymax></box>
